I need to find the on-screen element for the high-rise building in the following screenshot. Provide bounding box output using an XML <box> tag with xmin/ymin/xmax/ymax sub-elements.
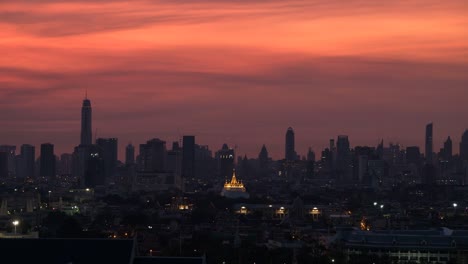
<box><xmin>258</xmin><ymin>144</ymin><xmax>269</xmax><ymax>170</ymax></box>
<box><xmin>307</xmin><ymin>148</ymin><xmax>315</xmax><ymax>162</ymax></box>
<box><xmin>216</xmin><ymin>144</ymin><xmax>234</xmax><ymax>179</ymax></box>
<box><xmin>285</xmin><ymin>127</ymin><xmax>296</xmax><ymax>160</ymax></box>
<box><xmin>336</xmin><ymin>135</ymin><xmax>352</xmax><ymax>182</ymax></box>
<box><xmin>96</xmin><ymin>138</ymin><xmax>118</xmax><ymax>179</ymax></box>
<box><xmin>182</xmin><ymin>136</ymin><xmax>195</xmax><ymax>179</ymax></box>
<box><xmin>443</xmin><ymin>136</ymin><xmax>452</xmax><ymax>161</ymax></box>
<box><xmin>167</xmin><ymin>143</ymin><xmax>182</xmax><ymax>175</ymax></box>
<box><xmin>80</xmin><ymin>96</ymin><xmax>92</xmax><ymax>146</ymax></box>
<box><xmin>59</xmin><ymin>153</ymin><xmax>73</xmax><ymax>175</ymax></box>
<box><xmin>19</xmin><ymin>144</ymin><xmax>35</xmax><ymax>178</ymax></box>
<box><xmin>0</xmin><ymin>145</ymin><xmax>16</xmax><ymax>177</ymax></box>
<box><xmin>85</xmin><ymin>145</ymin><xmax>105</xmax><ymax>187</ymax></box>
<box><xmin>425</xmin><ymin>123</ymin><xmax>433</xmax><ymax>163</ymax></box>
<box><xmin>139</xmin><ymin>138</ymin><xmax>167</xmax><ymax>172</ymax></box>
<box><xmin>460</xmin><ymin>130</ymin><xmax>468</xmax><ymax>162</ymax></box>
<box><xmin>125</xmin><ymin>143</ymin><xmax>135</xmax><ymax>165</ymax></box>
<box><xmin>406</xmin><ymin>146</ymin><xmax>421</xmax><ymax>166</ymax></box>
<box><xmin>0</xmin><ymin>152</ymin><xmax>8</xmax><ymax>178</ymax></box>
<box><xmin>40</xmin><ymin>143</ymin><xmax>55</xmax><ymax>178</ymax></box>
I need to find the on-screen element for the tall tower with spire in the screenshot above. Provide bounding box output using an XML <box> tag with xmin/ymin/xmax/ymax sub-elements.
<box><xmin>80</xmin><ymin>93</ymin><xmax>92</xmax><ymax>146</ymax></box>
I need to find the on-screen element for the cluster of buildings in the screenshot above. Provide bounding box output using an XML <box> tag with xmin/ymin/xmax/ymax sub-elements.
<box><xmin>1</xmin><ymin>96</ymin><xmax>468</xmax><ymax>263</ymax></box>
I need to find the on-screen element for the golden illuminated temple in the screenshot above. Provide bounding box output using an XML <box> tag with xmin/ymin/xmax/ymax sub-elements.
<box><xmin>221</xmin><ymin>170</ymin><xmax>249</xmax><ymax>199</ymax></box>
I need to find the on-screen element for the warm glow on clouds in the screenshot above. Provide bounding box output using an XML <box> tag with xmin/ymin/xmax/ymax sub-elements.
<box><xmin>0</xmin><ymin>0</ymin><xmax>467</xmax><ymax>158</ymax></box>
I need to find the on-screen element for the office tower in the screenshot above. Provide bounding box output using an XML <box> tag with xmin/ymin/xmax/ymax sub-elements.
<box><xmin>443</xmin><ymin>136</ymin><xmax>452</xmax><ymax>161</ymax></box>
<box><xmin>59</xmin><ymin>153</ymin><xmax>73</xmax><ymax>175</ymax></box>
<box><xmin>167</xmin><ymin>145</ymin><xmax>182</xmax><ymax>175</ymax></box>
<box><xmin>0</xmin><ymin>152</ymin><xmax>8</xmax><ymax>178</ymax></box>
<box><xmin>368</xmin><ymin>160</ymin><xmax>387</xmax><ymax>188</ymax></box>
<box><xmin>358</xmin><ymin>155</ymin><xmax>369</xmax><ymax>183</ymax></box>
<box><xmin>216</xmin><ymin>144</ymin><xmax>234</xmax><ymax>179</ymax></box>
<box><xmin>19</xmin><ymin>144</ymin><xmax>35</xmax><ymax>178</ymax></box>
<box><xmin>307</xmin><ymin>148</ymin><xmax>315</xmax><ymax>162</ymax></box>
<box><xmin>425</xmin><ymin>123</ymin><xmax>433</xmax><ymax>163</ymax></box>
<box><xmin>40</xmin><ymin>143</ymin><xmax>56</xmax><ymax>178</ymax></box>
<box><xmin>285</xmin><ymin>127</ymin><xmax>296</xmax><ymax>160</ymax></box>
<box><xmin>125</xmin><ymin>144</ymin><xmax>135</xmax><ymax>165</ymax></box>
<box><xmin>460</xmin><ymin>130</ymin><xmax>468</xmax><ymax>161</ymax></box>
<box><xmin>85</xmin><ymin>145</ymin><xmax>105</xmax><ymax>187</ymax></box>
<box><xmin>258</xmin><ymin>144</ymin><xmax>269</xmax><ymax>169</ymax></box>
<box><xmin>182</xmin><ymin>136</ymin><xmax>195</xmax><ymax>179</ymax></box>
<box><xmin>406</xmin><ymin>146</ymin><xmax>421</xmax><ymax>166</ymax></box>
<box><xmin>80</xmin><ymin>96</ymin><xmax>92</xmax><ymax>146</ymax></box>
<box><xmin>336</xmin><ymin>135</ymin><xmax>352</xmax><ymax>182</ymax></box>
<box><xmin>194</xmin><ymin>144</ymin><xmax>215</xmax><ymax>179</ymax></box>
<box><xmin>0</xmin><ymin>145</ymin><xmax>16</xmax><ymax>176</ymax></box>
<box><xmin>139</xmin><ymin>138</ymin><xmax>167</xmax><ymax>172</ymax></box>
<box><xmin>96</xmin><ymin>138</ymin><xmax>118</xmax><ymax>179</ymax></box>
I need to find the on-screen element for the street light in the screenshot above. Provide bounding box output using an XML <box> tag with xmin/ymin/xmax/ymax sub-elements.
<box><xmin>12</xmin><ymin>220</ymin><xmax>19</xmax><ymax>235</ymax></box>
<box><xmin>373</xmin><ymin>202</ymin><xmax>377</xmax><ymax>206</ymax></box>
<box><xmin>380</xmin><ymin>204</ymin><xmax>384</xmax><ymax>209</ymax></box>
<box><xmin>453</xmin><ymin>203</ymin><xmax>458</xmax><ymax>208</ymax></box>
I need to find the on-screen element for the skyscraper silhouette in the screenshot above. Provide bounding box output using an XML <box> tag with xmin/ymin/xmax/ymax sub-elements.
<box><xmin>336</xmin><ymin>135</ymin><xmax>351</xmax><ymax>182</ymax></box>
<box><xmin>285</xmin><ymin>127</ymin><xmax>296</xmax><ymax>160</ymax></box>
<box><xmin>443</xmin><ymin>136</ymin><xmax>452</xmax><ymax>161</ymax></box>
<box><xmin>182</xmin><ymin>136</ymin><xmax>195</xmax><ymax>179</ymax></box>
<box><xmin>425</xmin><ymin>123</ymin><xmax>433</xmax><ymax>163</ymax></box>
<box><xmin>460</xmin><ymin>130</ymin><xmax>468</xmax><ymax>162</ymax></box>
<box><xmin>19</xmin><ymin>144</ymin><xmax>35</xmax><ymax>178</ymax></box>
<box><xmin>80</xmin><ymin>95</ymin><xmax>92</xmax><ymax>146</ymax></box>
<box><xmin>125</xmin><ymin>143</ymin><xmax>135</xmax><ymax>165</ymax></box>
<box><xmin>40</xmin><ymin>143</ymin><xmax>55</xmax><ymax>178</ymax></box>
<box><xmin>96</xmin><ymin>138</ymin><xmax>118</xmax><ymax>179</ymax></box>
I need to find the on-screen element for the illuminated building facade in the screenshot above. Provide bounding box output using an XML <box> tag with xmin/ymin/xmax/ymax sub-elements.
<box><xmin>221</xmin><ymin>170</ymin><xmax>249</xmax><ymax>199</ymax></box>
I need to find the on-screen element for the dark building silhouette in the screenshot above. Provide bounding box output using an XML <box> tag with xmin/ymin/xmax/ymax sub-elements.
<box><xmin>425</xmin><ymin>123</ymin><xmax>433</xmax><ymax>163</ymax></box>
<box><xmin>19</xmin><ymin>144</ymin><xmax>35</xmax><ymax>178</ymax></box>
<box><xmin>85</xmin><ymin>145</ymin><xmax>105</xmax><ymax>187</ymax></box>
<box><xmin>96</xmin><ymin>138</ymin><xmax>118</xmax><ymax>179</ymax></box>
<box><xmin>258</xmin><ymin>144</ymin><xmax>269</xmax><ymax>170</ymax></box>
<box><xmin>285</xmin><ymin>127</ymin><xmax>296</xmax><ymax>160</ymax></box>
<box><xmin>59</xmin><ymin>153</ymin><xmax>72</xmax><ymax>175</ymax></box>
<box><xmin>125</xmin><ymin>143</ymin><xmax>135</xmax><ymax>165</ymax></box>
<box><xmin>216</xmin><ymin>144</ymin><xmax>234</xmax><ymax>179</ymax></box>
<box><xmin>307</xmin><ymin>148</ymin><xmax>315</xmax><ymax>162</ymax></box>
<box><xmin>406</xmin><ymin>146</ymin><xmax>421</xmax><ymax>166</ymax></box>
<box><xmin>40</xmin><ymin>143</ymin><xmax>55</xmax><ymax>178</ymax></box>
<box><xmin>139</xmin><ymin>139</ymin><xmax>167</xmax><ymax>172</ymax></box>
<box><xmin>182</xmin><ymin>136</ymin><xmax>195</xmax><ymax>179</ymax></box>
<box><xmin>0</xmin><ymin>152</ymin><xmax>8</xmax><ymax>178</ymax></box>
<box><xmin>422</xmin><ymin>163</ymin><xmax>436</xmax><ymax>185</ymax></box>
<box><xmin>80</xmin><ymin>96</ymin><xmax>92</xmax><ymax>146</ymax></box>
<box><xmin>167</xmin><ymin>142</ymin><xmax>182</xmax><ymax>175</ymax></box>
<box><xmin>442</xmin><ymin>136</ymin><xmax>452</xmax><ymax>161</ymax></box>
<box><xmin>460</xmin><ymin>130</ymin><xmax>468</xmax><ymax>162</ymax></box>
<box><xmin>306</xmin><ymin>148</ymin><xmax>315</xmax><ymax>179</ymax></box>
<box><xmin>336</xmin><ymin>135</ymin><xmax>352</xmax><ymax>182</ymax></box>
<box><xmin>0</xmin><ymin>145</ymin><xmax>16</xmax><ymax>177</ymax></box>
<box><xmin>194</xmin><ymin>144</ymin><xmax>215</xmax><ymax>179</ymax></box>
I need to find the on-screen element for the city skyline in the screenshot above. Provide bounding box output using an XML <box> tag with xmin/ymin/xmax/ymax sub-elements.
<box><xmin>1</xmin><ymin>0</ymin><xmax>468</xmax><ymax>159</ymax></box>
<box><xmin>1</xmin><ymin>94</ymin><xmax>467</xmax><ymax>160</ymax></box>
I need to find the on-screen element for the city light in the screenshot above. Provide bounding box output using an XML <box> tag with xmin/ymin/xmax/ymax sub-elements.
<box><xmin>12</xmin><ymin>220</ymin><xmax>19</xmax><ymax>235</ymax></box>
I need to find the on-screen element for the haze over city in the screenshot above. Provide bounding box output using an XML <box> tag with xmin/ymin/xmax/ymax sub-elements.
<box><xmin>1</xmin><ymin>0</ymin><xmax>468</xmax><ymax>159</ymax></box>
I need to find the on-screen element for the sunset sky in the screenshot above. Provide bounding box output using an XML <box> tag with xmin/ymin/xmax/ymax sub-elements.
<box><xmin>1</xmin><ymin>0</ymin><xmax>468</xmax><ymax>159</ymax></box>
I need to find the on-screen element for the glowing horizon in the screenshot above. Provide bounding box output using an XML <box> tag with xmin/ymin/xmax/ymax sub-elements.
<box><xmin>1</xmin><ymin>0</ymin><xmax>467</xmax><ymax>159</ymax></box>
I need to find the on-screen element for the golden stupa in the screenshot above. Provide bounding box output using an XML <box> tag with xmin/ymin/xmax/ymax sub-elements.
<box><xmin>221</xmin><ymin>170</ymin><xmax>249</xmax><ymax>198</ymax></box>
